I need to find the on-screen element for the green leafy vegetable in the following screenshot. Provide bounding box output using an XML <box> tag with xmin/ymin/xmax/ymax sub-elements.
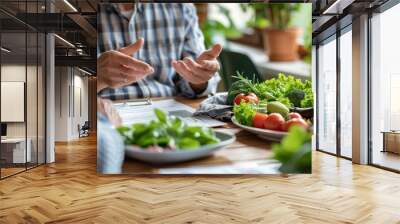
<box><xmin>272</xmin><ymin>126</ymin><xmax>312</xmax><ymax>173</ymax></box>
<box><xmin>300</xmin><ymin>88</ymin><xmax>314</xmax><ymax>108</ymax></box>
<box><xmin>257</xmin><ymin>74</ymin><xmax>312</xmax><ymax>107</ymax></box>
<box><xmin>177</xmin><ymin>138</ymin><xmax>201</xmax><ymax>150</ymax></box>
<box><xmin>286</xmin><ymin>89</ymin><xmax>305</xmax><ymax>108</ymax></box>
<box><xmin>256</xmin><ymin>73</ymin><xmax>313</xmax><ymax>108</ymax></box>
<box><xmin>233</xmin><ymin>101</ymin><xmax>256</xmax><ymax>126</ymax></box>
<box><xmin>117</xmin><ymin>109</ymin><xmax>220</xmax><ymax>150</ymax></box>
<box><xmin>154</xmin><ymin>108</ymin><xmax>167</xmax><ymax>123</ymax></box>
<box><xmin>227</xmin><ymin>72</ymin><xmax>313</xmax><ymax>108</ymax></box>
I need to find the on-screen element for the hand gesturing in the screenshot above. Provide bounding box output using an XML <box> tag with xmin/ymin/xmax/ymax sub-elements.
<box><xmin>172</xmin><ymin>44</ymin><xmax>222</xmax><ymax>91</ymax></box>
<box><xmin>97</xmin><ymin>38</ymin><xmax>154</xmax><ymax>92</ymax></box>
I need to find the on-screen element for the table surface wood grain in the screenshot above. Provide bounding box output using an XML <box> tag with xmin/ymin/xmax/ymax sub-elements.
<box><xmin>122</xmin><ymin>97</ymin><xmax>280</xmax><ymax>174</ymax></box>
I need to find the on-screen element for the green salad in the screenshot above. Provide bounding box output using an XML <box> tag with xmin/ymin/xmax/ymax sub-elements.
<box><xmin>117</xmin><ymin>109</ymin><xmax>220</xmax><ymax>151</ymax></box>
<box><xmin>233</xmin><ymin>101</ymin><xmax>257</xmax><ymax>126</ymax></box>
<box><xmin>227</xmin><ymin>72</ymin><xmax>313</xmax><ymax>108</ymax></box>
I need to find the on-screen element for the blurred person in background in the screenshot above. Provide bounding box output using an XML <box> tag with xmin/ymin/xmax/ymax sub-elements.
<box><xmin>97</xmin><ymin>2</ymin><xmax>221</xmax><ymax>173</ymax></box>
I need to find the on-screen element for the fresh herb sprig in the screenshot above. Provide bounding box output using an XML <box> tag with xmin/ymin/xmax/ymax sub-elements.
<box><xmin>227</xmin><ymin>72</ymin><xmax>276</xmax><ymax>104</ymax></box>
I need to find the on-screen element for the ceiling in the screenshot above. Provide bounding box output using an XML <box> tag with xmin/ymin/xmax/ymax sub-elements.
<box><xmin>312</xmin><ymin>0</ymin><xmax>391</xmax><ymax>42</ymax></box>
<box><xmin>0</xmin><ymin>0</ymin><xmax>97</xmax><ymax>73</ymax></box>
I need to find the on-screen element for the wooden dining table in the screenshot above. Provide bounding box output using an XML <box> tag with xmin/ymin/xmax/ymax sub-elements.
<box><xmin>122</xmin><ymin>97</ymin><xmax>281</xmax><ymax>174</ymax></box>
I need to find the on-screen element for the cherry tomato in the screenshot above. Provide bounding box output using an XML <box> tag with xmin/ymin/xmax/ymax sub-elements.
<box><xmin>253</xmin><ymin>113</ymin><xmax>269</xmax><ymax>129</ymax></box>
<box><xmin>247</xmin><ymin>92</ymin><xmax>258</xmax><ymax>98</ymax></box>
<box><xmin>234</xmin><ymin>93</ymin><xmax>246</xmax><ymax>105</ymax></box>
<box><xmin>281</xmin><ymin>122</ymin><xmax>289</xmax><ymax>132</ymax></box>
<box><xmin>289</xmin><ymin>112</ymin><xmax>302</xmax><ymax>119</ymax></box>
<box><xmin>282</xmin><ymin>118</ymin><xmax>309</xmax><ymax>131</ymax></box>
<box><xmin>234</xmin><ymin>93</ymin><xmax>259</xmax><ymax>105</ymax></box>
<box><xmin>264</xmin><ymin>113</ymin><xmax>285</xmax><ymax>131</ymax></box>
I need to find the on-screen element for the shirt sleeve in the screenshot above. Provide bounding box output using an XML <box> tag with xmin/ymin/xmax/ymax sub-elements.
<box><xmin>176</xmin><ymin>3</ymin><xmax>220</xmax><ymax>98</ymax></box>
<box><xmin>97</xmin><ymin>112</ymin><xmax>125</xmax><ymax>174</ymax></box>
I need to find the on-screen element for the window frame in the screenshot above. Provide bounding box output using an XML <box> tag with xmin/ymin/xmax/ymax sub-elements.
<box><xmin>314</xmin><ymin>22</ymin><xmax>352</xmax><ymax>160</ymax></box>
<box><xmin>367</xmin><ymin>0</ymin><xmax>400</xmax><ymax>173</ymax></box>
<box><xmin>0</xmin><ymin>1</ymin><xmax>48</xmax><ymax>180</ymax></box>
<box><xmin>314</xmin><ymin>0</ymin><xmax>400</xmax><ymax>173</ymax></box>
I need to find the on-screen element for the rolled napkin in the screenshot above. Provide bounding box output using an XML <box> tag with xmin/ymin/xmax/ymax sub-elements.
<box><xmin>194</xmin><ymin>92</ymin><xmax>233</xmax><ymax>121</ymax></box>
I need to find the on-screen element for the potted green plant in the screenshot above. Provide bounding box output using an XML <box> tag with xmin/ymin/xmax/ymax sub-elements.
<box><xmin>199</xmin><ymin>5</ymin><xmax>242</xmax><ymax>48</ymax></box>
<box><xmin>242</xmin><ymin>3</ymin><xmax>302</xmax><ymax>61</ymax></box>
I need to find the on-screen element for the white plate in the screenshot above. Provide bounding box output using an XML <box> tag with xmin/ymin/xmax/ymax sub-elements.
<box><xmin>231</xmin><ymin>117</ymin><xmax>287</xmax><ymax>141</ymax></box>
<box><xmin>125</xmin><ymin>131</ymin><xmax>235</xmax><ymax>164</ymax></box>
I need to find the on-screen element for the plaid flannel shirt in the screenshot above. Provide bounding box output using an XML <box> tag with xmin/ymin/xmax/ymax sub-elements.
<box><xmin>97</xmin><ymin>113</ymin><xmax>124</xmax><ymax>174</ymax></box>
<box><xmin>98</xmin><ymin>3</ymin><xmax>220</xmax><ymax>100</ymax></box>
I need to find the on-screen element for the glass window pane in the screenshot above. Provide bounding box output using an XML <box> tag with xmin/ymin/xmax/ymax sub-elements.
<box><xmin>1</xmin><ymin>17</ymin><xmax>28</xmax><ymax>177</ymax></box>
<box><xmin>0</xmin><ymin>0</ymin><xmax>46</xmax><ymax>179</ymax></box>
<box><xmin>371</xmin><ymin>4</ymin><xmax>400</xmax><ymax>171</ymax></box>
<box><xmin>340</xmin><ymin>29</ymin><xmax>352</xmax><ymax>158</ymax></box>
<box><xmin>317</xmin><ymin>37</ymin><xmax>337</xmax><ymax>154</ymax></box>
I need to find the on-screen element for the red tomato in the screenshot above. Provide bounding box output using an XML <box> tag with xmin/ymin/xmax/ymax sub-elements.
<box><xmin>234</xmin><ymin>93</ymin><xmax>244</xmax><ymax>105</ymax></box>
<box><xmin>253</xmin><ymin>113</ymin><xmax>269</xmax><ymax>129</ymax></box>
<box><xmin>247</xmin><ymin>92</ymin><xmax>258</xmax><ymax>98</ymax></box>
<box><xmin>264</xmin><ymin>113</ymin><xmax>285</xmax><ymax>131</ymax></box>
<box><xmin>283</xmin><ymin>118</ymin><xmax>309</xmax><ymax>131</ymax></box>
<box><xmin>234</xmin><ymin>93</ymin><xmax>259</xmax><ymax>105</ymax></box>
<box><xmin>281</xmin><ymin>122</ymin><xmax>289</xmax><ymax>132</ymax></box>
<box><xmin>289</xmin><ymin>112</ymin><xmax>302</xmax><ymax>119</ymax></box>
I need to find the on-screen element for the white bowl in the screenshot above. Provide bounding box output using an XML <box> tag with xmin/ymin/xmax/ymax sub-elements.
<box><xmin>125</xmin><ymin>131</ymin><xmax>235</xmax><ymax>164</ymax></box>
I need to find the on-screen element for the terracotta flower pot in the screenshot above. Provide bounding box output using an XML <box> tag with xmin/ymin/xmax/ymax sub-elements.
<box><xmin>195</xmin><ymin>3</ymin><xmax>208</xmax><ymax>27</ymax></box>
<box><xmin>263</xmin><ymin>27</ymin><xmax>301</xmax><ymax>62</ymax></box>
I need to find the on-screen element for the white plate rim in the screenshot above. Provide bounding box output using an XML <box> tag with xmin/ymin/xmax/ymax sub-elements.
<box><xmin>231</xmin><ymin>117</ymin><xmax>288</xmax><ymax>136</ymax></box>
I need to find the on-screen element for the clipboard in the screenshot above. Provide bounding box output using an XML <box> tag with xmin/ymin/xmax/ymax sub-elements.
<box><xmin>114</xmin><ymin>99</ymin><xmax>225</xmax><ymax>128</ymax></box>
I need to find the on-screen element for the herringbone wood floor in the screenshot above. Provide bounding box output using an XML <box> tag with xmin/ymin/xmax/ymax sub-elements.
<box><xmin>0</xmin><ymin>135</ymin><xmax>400</xmax><ymax>224</ymax></box>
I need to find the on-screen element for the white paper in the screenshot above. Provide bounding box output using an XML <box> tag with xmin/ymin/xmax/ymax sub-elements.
<box><xmin>114</xmin><ymin>99</ymin><xmax>225</xmax><ymax>127</ymax></box>
<box><xmin>157</xmin><ymin>160</ymin><xmax>281</xmax><ymax>174</ymax></box>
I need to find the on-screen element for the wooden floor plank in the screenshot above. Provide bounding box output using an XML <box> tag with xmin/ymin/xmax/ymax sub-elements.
<box><xmin>0</xmin><ymin>135</ymin><xmax>399</xmax><ymax>223</ymax></box>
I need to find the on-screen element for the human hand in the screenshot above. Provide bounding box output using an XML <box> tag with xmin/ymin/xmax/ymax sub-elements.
<box><xmin>97</xmin><ymin>38</ymin><xmax>154</xmax><ymax>92</ymax></box>
<box><xmin>171</xmin><ymin>44</ymin><xmax>222</xmax><ymax>92</ymax></box>
<box><xmin>97</xmin><ymin>98</ymin><xmax>122</xmax><ymax>127</ymax></box>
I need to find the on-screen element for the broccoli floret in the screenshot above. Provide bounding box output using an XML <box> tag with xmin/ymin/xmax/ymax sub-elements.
<box><xmin>286</xmin><ymin>89</ymin><xmax>305</xmax><ymax>108</ymax></box>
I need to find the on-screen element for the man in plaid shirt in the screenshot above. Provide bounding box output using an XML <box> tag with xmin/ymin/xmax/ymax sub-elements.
<box><xmin>97</xmin><ymin>3</ymin><xmax>221</xmax><ymax>173</ymax></box>
<box><xmin>97</xmin><ymin>3</ymin><xmax>222</xmax><ymax>100</ymax></box>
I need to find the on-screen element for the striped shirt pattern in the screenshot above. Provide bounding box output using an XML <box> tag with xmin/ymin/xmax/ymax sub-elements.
<box><xmin>98</xmin><ymin>3</ymin><xmax>220</xmax><ymax>100</ymax></box>
<box><xmin>97</xmin><ymin>113</ymin><xmax>125</xmax><ymax>174</ymax></box>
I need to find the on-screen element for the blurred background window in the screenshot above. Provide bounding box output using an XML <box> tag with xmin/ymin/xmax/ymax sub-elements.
<box><xmin>196</xmin><ymin>3</ymin><xmax>312</xmax><ymax>91</ymax></box>
<box><xmin>339</xmin><ymin>28</ymin><xmax>352</xmax><ymax>159</ymax></box>
<box><xmin>370</xmin><ymin>3</ymin><xmax>400</xmax><ymax>171</ymax></box>
<box><xmin>317</xmin><ymin>37</ymin><xmax>337</xmax><ymax>155</ymax></box>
